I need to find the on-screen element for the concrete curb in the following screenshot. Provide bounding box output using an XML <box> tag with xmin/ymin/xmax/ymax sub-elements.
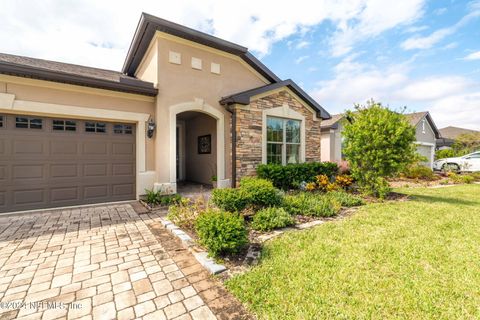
<box><xmin>157</xmin><ymin>217</ymin><xmax>227</xmax><ymax>275</ymax></box>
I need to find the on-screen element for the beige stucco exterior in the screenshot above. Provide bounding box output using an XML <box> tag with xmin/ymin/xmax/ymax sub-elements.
<box><xmin>134</xmin><ymin>31</ymin><xmax>270</xmax><ymax>192</ymax></box>
<box><xmin>0</xmin><ymin>75</ymin><xmax>156</xmax><ymax>197</ymax></box>
<box><xmin>0</xmin><ymin>21</ymin><xmax>328</xmax><ymax>202</ymax></box>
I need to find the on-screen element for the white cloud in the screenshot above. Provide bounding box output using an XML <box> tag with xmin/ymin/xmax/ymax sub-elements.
<box><xmin>464</xmin><ymin>50</ymin><xmax>480</xmax><ymax>60</ymax></box>
<box><xmin>401</xmin><ymin>5</ymin><xmax>480</xmax><ymax>50</ymax></box>
<box><xmin>311</xmin><ymin>57</ymin><xmax>480</xmax><ymax>129</ymax></box>
<box><xmin>295</xmin><ymin>41</ymin><xmax>311</xmax><ymax>49</ymax></box>
<box><xmin>295</xmin><ymin>55</ymin><xmax>309</xmax><ymax>64</ymax></box>
<box><xmin>330</xmin><ymin>0</ymin><xmax>425</xmax><ymax>56</ymax></box>
<box><xmin>0</xmin><ymin>0</ymin><xmax>427</xmax><ymax>70</ymax></box>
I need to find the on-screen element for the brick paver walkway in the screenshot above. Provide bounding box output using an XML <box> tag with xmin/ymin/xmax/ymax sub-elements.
<box><xmin>0</xmin><ymin>204</ymin><xmax>250</xmax><ymax>320</ymax></box>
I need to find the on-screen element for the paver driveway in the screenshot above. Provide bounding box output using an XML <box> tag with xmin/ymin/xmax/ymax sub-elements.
<box><xmin>0</xmin><ymin>203</ymin><xmax>249</xmax><ymax>320</ymax></box>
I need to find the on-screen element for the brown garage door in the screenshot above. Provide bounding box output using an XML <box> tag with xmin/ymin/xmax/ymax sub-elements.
<box><xmin>0</xmin><ymin>114</ymin><xmax>136</xmax><ymax>213</ymax></box>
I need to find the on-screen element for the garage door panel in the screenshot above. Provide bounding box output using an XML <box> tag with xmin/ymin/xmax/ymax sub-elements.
<box><xmin>84</xmin><ymin>185</ymin><xmax>109</xmax><ymax>199</ymax></box>
<box><xmin>13</xmin><ymin>140</ymin><xmax>45</xmax><ymax>155</ymax></box>
<box><xmin>50</xmin><ymin>187</ymin><xmax>80</xmax><ymax>203</ymax></box>
<box><xmin>0</xmin><ymin>166</ymin><xmax>6</xmax><ymax>181</ymax></box>
<box><xmin>50</xmin><ymin>164</ymin><xmax>79</xmax><ymax>178</ymax></box>
<box><xmin>84</xmin><ymin>164</ymin><xmax>109</xmax><ymax>177</ymax></box>
<box><xmin>1</xmin><ymin>115</ymin><xmax>136</xmax><ymax>213</ymax></box>
<box><xmin>113</xmin><ymin>163</ymin><xmax>135</xmax><ymax>176</ymax></box>
<box><xmin>12</xmin><ymin>165</ymin><xmax>45</xmax><ymax>180</ymax></box>
<box><xmin>13</xmin><ymin>189</ymin><xmax>46</xmax><ymax>205</ymax></box>
<box><xmin>51</xmin><ymin>141</ymin><xmax>78</xmax><ymax>155</ymax></box>
<box><xmin>113</xmin><ymin>184</ymin><xmax>135</xmax><ymax>196</ymax></box>
<box><xmin>112</xmin><ymin>142</ymin><xmax>134</xmax><ymax>155</ymax></box>
<box><xmin>83</xmin><ymin>142</ymin><xmax>108</xmax><ymax>155</ymax></box>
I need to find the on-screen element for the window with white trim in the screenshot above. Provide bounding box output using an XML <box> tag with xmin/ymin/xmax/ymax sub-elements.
<box><xmin>266</xmin><ymin>116</ymin><xmax>301</xmax><ymax>165</ymax></box>
<box><xmin>53</xmin><ymin>119</ymin><xmax>76</xmax><ymax>131</ymax></box>
<box><xmin>15</xmin><ymin>116</ymin><xmax>43</xmax><ymax>129</ymax></box>
<box><xmin>85</xmin><ymin>122</ymin><xmax>106</xmax><ymax>133</ymax></box>
<box><xmin>113</xmin><ymin>124</ymin><xmax>133</xmax><ymax>134</ymax></box>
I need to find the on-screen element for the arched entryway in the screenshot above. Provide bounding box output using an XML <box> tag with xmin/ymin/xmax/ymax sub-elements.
<box><xmin>176</xmin><ymin>111</ymin><xmax>217</xmax><ymax>185</ymax></box>
<box><xmin>168</xmin><ymin>100</ymin><xmax>227</xmax><ymax>191</ymax></box>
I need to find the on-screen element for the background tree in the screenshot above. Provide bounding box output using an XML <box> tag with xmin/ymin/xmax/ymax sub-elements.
<box><xmin>436</xmin><ymin>132</ymin><xmax>480</xmax><ymax>159</ymax></box>
<box><xmin>343</xmin><ymin>100</ymin><xmax>416</xmax><ymax>198</ymax></box>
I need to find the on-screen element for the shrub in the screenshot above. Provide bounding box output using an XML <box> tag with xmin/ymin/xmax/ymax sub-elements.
<box><xmin>335</xmin><ymin>175</ymin><xmax>354</xmax><ymax>189</ymax></box>
<box><xmin>195</xmin><ymin>210</ymin><xmax>248</xmax><ymax>257</ymax></box>
<box><xmin>144</xmin><ymin>189</ymin><xmax>182</xmax><ymax>206</ymax></box>
<box><xmin>145</xmin><ymin>189</ymin><xmax>159</xmax><ymax>205</ymax></box>
<box><xmin>158</xmin><ymin>194</ymin><xmax>182</xmax><ymax>206</ymax></box>
<box><xmin>167</xmin><ymin>197</ymin><xmax>205</xmax><ymax>229</ymax></box>
<box><xmin>283</xmin><ymin>192</ymin><xmax>340</xmax><ymax>217</ymax></box>
<box><xmin>342</xmin><ymin>101</ymin><xmax>417</xmax><ymax>198</ymax></box>
<box><xmin>211</xmin><ymin>188</ymin><xmax>249</xmax><ymax>212</ymax></box>
<box><xmin>448</xmin><ymin>173</ymin><xmax>474</xmax><ymax>184</ymax></box>
<box><xmin>239</xmin><ymin>177</ymin><xmax>283</xmax><ymax>208</ymax></box>
<box><xmin>435</xmin><ymin>148</ymin><xmax>457</xmax><ymax>160</ymax></box>
<box><xmin>251</xmin><ymin>207</ymin><xmax>295</xmax><ymax>232</ymax></box>
<box><xmin>401</xmin><ymin>164</ymin><xmax>436</xmax><ymax>180</ymax></box>
<box><xmin>315</xmin><ymin>174</ymin><xmax>330</xmax><ymax>191</ymax></box>
<box><xmin>211</xmin><ymin>177</ymin><xmax>282</xmax><ymax>212</ymax></box>
<box><xmin>326</xmin><ymin>191</ymin><xmax>365</xmax><ymax>207</ymax></box>
<box><xmin>469</xmin><ymin>172</ymin><xmax>480</xmax><ymax>181</ymax></box>
<box><xmin>257</xmin><ymin>162</ymin><xmax>338</xmax><ymax>190</ymax></box>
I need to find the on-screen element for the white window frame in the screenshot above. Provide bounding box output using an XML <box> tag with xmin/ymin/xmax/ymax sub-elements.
<box><xmin>262</xmin><ymin>104</ymin><xmax>306</xmax><ymax>164</ymax></box>
<box><xmin>266</xmin><ymin>117</ymin><xmax>301</xmax><ymax>165</ymax></box>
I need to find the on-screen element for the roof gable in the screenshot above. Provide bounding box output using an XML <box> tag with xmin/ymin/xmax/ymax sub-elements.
<box><xmin>219</xmin><ymin>79</ymin><xmax>331</xmax><ymax>120</ymax></box>
<box><xmin>122</xmin><ymin>13</ymin><xmax>281</xmax><ymax>83</ymax></box>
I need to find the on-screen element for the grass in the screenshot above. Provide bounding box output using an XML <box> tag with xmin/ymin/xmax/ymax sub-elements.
<box><xmin>226</xmin><ymin>185</ymin><xmax>480</xmax><ymax>319</ymax></box>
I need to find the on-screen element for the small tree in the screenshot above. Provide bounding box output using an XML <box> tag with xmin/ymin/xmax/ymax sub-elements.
<box><xmin>342</xmin><ymin>100</ymin><xmax>416</xmax><ymax>198</ymax></box>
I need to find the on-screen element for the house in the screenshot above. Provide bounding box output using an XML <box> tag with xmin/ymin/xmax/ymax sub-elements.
<box><xmin>320</xmin><ymin>111</ymin><xmax>440</xmax><ymax>168</ymax></box>
<box><xmin>0</xmin><ymin>13</ymin><xmax>330</xmax><ymax>213</ymax></box>
<box><xmin>437</xmin><ymin>126</ymin><xmax>480</xmax><ymax>149</ymax></box>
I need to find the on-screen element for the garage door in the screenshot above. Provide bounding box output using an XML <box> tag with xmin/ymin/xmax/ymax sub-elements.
<box><xmin>0</xmin><ymin>114</ymin><xmax>136</xmax><ymax>213</ymax></box>
<box><xmin>416</xmin><ymin>145</ymin><xmax>433</xmax><ymax>168</ymax></box>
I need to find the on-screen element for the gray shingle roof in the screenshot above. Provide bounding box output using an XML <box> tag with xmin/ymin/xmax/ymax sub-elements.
<box><xmin>0</xmin><ymin>52</ymin><xmax>157</xmax><ymax>96</ymax></box>
<box><xmin>439</xmin><ymin>126</ymin><xmax>479</xmax><ymax>139</ymax></box>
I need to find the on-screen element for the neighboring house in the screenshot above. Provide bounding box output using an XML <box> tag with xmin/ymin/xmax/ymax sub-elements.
<box><xmin>437</xmin><ymin>126</ymin><xmax>480</xmax><ymax>149</ymax></box>
<box><xmin>0</xmin><ymin>13</ymin><xmax>330</xmax><ymax>213</ymax></box>
<box><xmin>320</xmin><ymin>111</ymin><xmax>440</xmax><ymax>168</ymax></box>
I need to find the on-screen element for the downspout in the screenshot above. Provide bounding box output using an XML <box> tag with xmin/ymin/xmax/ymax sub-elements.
<box><xmin>227</xmin><ymin>105</ymin><xmax>237</xmax><ymax>188</ymax></box>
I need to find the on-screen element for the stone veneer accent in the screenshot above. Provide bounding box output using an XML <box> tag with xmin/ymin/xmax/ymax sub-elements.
<box><xmin>235</xmin><ymin>90</ymin><xmax>322</xmax><ymax>182</ymax></box>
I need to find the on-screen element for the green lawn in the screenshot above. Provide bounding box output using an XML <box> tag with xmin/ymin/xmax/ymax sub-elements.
<box><xmin>226</xmin><ymin>185</ymin><xmax>480</xmax><ymax>319</ymax></box>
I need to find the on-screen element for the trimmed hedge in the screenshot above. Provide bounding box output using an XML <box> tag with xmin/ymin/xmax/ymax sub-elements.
<box><xmin>251</xmin><ymin>207</ymin><xmax>295</xmax><ymax>232</ymax></box>
<box><xmin>211</xmin><ymin>177</ymin><xmax>282</xmax><ymax>212</ymax></box>
<box><xmin>257</xmin><ymin>162</ymin><xmax>339</xmax><ymax>190</ymax></box>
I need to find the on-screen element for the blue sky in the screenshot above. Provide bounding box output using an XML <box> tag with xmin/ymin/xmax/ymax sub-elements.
<box><xmin>1</xmin><ymin>0</ymin><xmax>479</xmax><ymax>129</ymax></box>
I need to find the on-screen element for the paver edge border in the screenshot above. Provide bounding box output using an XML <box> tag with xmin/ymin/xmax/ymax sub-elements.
<box><xmin>156</xmin><ymin>216</ymin><xmax>228</xmax><ymax>275</ymax></box>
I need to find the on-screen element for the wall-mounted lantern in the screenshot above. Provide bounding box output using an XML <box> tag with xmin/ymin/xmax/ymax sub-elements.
<box><xmin>147</xmin><ymin>117</ymin><xmax>156</xmax><ymax>138</ymax></box>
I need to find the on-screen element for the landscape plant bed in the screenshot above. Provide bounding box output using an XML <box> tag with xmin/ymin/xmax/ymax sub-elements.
<box><xmin>226</xmin><ymin>185</ymin><xmax>480</xmax><ymax>319</ymax></box>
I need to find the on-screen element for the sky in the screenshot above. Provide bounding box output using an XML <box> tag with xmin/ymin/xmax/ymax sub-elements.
<box><xmin>1</xmin><ymin>0</ymin><xmax>479</xmax><ymax>130</ymax></box>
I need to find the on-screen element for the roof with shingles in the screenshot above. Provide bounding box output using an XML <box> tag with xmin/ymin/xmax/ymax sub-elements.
<box><xmin>439</xmin><ymin>126</ymin><xmax>479</xmax><ymax>139</ymax></box>
<box><xmin>0</xmin><ymin>52</ymin><xmax>157</xmax><ymax>96</ymax></box>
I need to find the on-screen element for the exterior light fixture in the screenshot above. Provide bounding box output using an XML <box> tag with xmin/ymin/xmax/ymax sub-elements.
<box><xmin>147</xmin><ymin>118</ymin><xmax>156</xmax><ymax>138</ymax></box>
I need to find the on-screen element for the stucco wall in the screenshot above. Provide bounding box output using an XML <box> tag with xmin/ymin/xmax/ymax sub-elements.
<box><xmin>184</xmin><ymin>113</ymin><xmax>217</xmax><ymax>185</ymax></box>
<box><xmin>135</xmin><ymin>33</ymin><xmax>270</xmax><ymax>184</ymax></box>
<box><xmin>0</xmin><ymin>76</ymin><xmax>156</xmax><ymax>171</ymax></box>
<box><xmin>235</xmin><ymin>90</ymin><xmax>321</xmax><ymax>181</ymax></box>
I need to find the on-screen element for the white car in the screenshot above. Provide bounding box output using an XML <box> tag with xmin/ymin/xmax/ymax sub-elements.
<box><xmin>433</xmin><ymin>151</ymin><xmax>480</xmax><ymax>172</ymax></box>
